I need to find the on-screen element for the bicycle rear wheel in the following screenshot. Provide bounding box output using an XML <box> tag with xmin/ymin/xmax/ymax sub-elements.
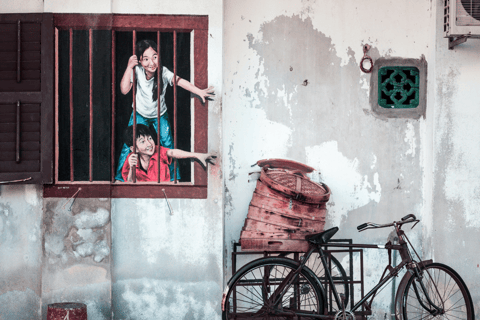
<box><xmin>280</xmin><ymin>252</ymin><xmax>349</xmax><ymax>312</ymax></box>
<box><xmin>307</xmin><ymin>253</ymin><xmax>349</xmax><ymax>311</ymax></box>
<box><xmin>402</xmin><ymin>263</ymin><xmax>474</xmax><ymax>320</ymax></box>
<box><xmin>223</xmin><ymin>257</ymin><xmax>324</xmax><ymax>320</ymax></box>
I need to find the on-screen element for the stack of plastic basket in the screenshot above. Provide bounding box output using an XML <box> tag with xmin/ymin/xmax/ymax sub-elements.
<box><xmin>240</xmin><ymin>159</ymin><xmax>331</xmax><ymax>252</ymax></box>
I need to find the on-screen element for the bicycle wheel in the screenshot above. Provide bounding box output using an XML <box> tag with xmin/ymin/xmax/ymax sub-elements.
<box><xmin>403</xmin><ymin>263</ymin><xmax>474</xmax><ymax>320</ymax></box>
<box><xmin>223</xmin><ymin>257</ymin><xmax>324</xmax><ymax>320</ymax></box>
<box><xmin>306</xmin><ymin>253</ymin><xmax>349</xmax><ymax>312</ymax></box>
<box><xmin>278</xmin><ymin>252</ymin><xmax>349</xmax><ymax>311</ymax></box>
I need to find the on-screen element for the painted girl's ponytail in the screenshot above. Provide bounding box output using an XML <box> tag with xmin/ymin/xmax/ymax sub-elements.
<box><xmin>136</xmin><ymin>39</ymin><xmax>163</xmax><ymax>102</ymax></box>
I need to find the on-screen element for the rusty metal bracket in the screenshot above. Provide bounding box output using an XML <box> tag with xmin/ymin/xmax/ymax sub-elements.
<box><xmin>62</xmin><ymin>187</ymin><xmax>82</xmax><ymax>211</ymax></box>
<box><xmin>448</xmin><ymin>35</ymin><xmax>469</xmax><ymax>50</ymax></box>
<box><xmin>162</xmin><ymin>189</ymin><xmax>174</xmax><ymax>215</ymax></box>
<box><xmin>0</xmin><ymin>177</ymin><xmax>32</xmax><ymax>184</ymax></box>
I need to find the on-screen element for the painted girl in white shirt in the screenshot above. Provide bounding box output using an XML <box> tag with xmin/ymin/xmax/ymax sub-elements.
<box><xmin>115</xmin><ymin>39</ymin><xmax>214</xmax><ymax>181</ymax></box>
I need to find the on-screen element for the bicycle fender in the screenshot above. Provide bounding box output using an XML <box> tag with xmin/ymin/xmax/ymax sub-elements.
<box><xmin>394</xmin><ymin>259</ymin><xmax>432</xmax><ymax>320</ymax></box>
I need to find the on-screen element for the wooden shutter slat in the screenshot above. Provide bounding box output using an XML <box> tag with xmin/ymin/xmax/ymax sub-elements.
<box><xmin>0</xmin><ymin>160</ymin><xmax>40</xmax><ymax>172</ymax></box>
<box><xmin>0</xmin><ymin>70</ymin><xmax>40</xmax><ymax>80</ymax></box>
<box><xmin>0</xmin><ymin>61</ymin><xmax>40</xmax><ymax>71</ymax></box>
<box><xmin>0</xmin><ymin>112</ymin><xmax>40</xmax><ymax>122</ymax></box>
<box><xmin>0</xmin><ymin>80</ymin><xmax>40</xmax><ymax>92</ymax></box>
<box><xmin>0</xmin><ymin>42</ymin><xmax>41</xmax><ymax>52</ymax></box>
<box><xmin>0</xmin><ymin>141</ymin><xmax>40</xmax><ymax>151</ymax></box>
<box><xmin>0</xmin><ymin>103</ymin><xmax>40</xmax><ymax>113</ymax></box>
<box><xmin>0</xmin><ymin>23</ymin><xmax>40</xmax><ymax>33</ymax></box>
<box><xmin>0</xmin><ymin>51</ymin><xmax>40</xmax><ymax>61</ymax></box>
<box><xmin>0</xmin><ymin>132</ymin><xmax>39</xmax><ymax>142</ymax></box>
<box><xmin>0</xmin><ymin>151</ymin><xmax>39</xmax><ymax>161</ymax></box>
<box><xmin>0</xmin><ymin>122</ymin><xmax>40</xmax><ymax>132</ymax></box>
<box><xmin>0</xmin><ymin>32</ymin><xmax>40</xmax><ymax>43</ymax></box>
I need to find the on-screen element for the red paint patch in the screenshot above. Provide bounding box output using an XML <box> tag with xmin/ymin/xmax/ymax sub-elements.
<box><xmin>47</xmin><ymin>303</ymin><xmax>87</xmax><ymax>320</ymax></box>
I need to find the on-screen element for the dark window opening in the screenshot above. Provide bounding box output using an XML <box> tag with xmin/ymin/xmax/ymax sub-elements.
<box><xmin>57</xmin><ymin>29</ymin><xmax>192</xmax><ymax>183</ymax></box>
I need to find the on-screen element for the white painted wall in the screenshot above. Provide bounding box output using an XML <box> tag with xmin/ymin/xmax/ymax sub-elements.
<box><xmin>431</xmin><ymin>0</ymin><xmax>480</xmax><ymax>314</ymax></box>
<box><xmin>223</xmin><ymin>0</ymin><xmax>480</xmax><ymax>317</ymax></box>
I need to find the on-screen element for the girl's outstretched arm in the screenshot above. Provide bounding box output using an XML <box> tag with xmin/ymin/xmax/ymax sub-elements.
<box><xmin>176</xmin><ymin>76</ymin><xmax>214</xmax><ymax>103</ymax></box>
<box><xmin>120</xmin><ymin>55</ymin><xmax>138</xmax><ymax>95</ymax></box>
<box><xmin>166</xmin><ymin>149</ymin><xmax>217</xmax><ymax>167</ymax></box>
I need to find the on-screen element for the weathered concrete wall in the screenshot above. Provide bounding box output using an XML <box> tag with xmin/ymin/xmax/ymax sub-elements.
<box><xmin>431</xmin><ymin>0</ymin><xmax>480</xmax><ymax>315</ymax></box>
<box><xmin>223</xmin><ymin>0</ymin><xmax>435</xmax><ymax>318</ymax></box>
<box><xmin>0</xmin><ymin>185</ymin><xmax>43</xmax><ymax>319</ymax></box>
<box><xmin>42</xmin><ymin>198</ymin><xmax>111</xmax><ymax>320</ymax></box>
<box><xmin>111</xmin><ymin>198</ymin><xmax>222</xmax><ymax>319</ymax></box>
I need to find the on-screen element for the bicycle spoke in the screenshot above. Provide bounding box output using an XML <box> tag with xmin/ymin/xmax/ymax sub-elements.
<box><xmin>224</xmin><ymin>259</ymin><xmax>322</xmax><ymax>320</ymax></box>
<box><xmin>403</xmin><ymin>264</ymin><xmax>473</xmax><ymax>320</ymax></box>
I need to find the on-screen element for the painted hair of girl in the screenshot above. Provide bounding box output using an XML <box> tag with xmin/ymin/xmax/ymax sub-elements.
<box><xmin>136</xmin><ymin>39</ymin><xmax>162</xmax><ymax>102</ymax></box>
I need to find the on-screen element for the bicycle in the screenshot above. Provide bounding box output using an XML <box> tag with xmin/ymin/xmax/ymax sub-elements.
<box><xmin>222</xmin><ymin>214</ymin><xmax>474</xmax><ymax>319</ymax></box>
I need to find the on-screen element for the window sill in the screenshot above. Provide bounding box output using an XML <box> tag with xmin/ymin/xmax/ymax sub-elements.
<box><xmin>43</xmin><ymin>182</ymin><xmax>207</xmax><ymax>198</ymax></box>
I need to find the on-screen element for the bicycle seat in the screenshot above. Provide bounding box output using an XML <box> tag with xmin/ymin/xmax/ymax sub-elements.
<box><xmin>305</xmin><ymin>227</ymin><xmax>339</xmax><ymax>244</ymax></box>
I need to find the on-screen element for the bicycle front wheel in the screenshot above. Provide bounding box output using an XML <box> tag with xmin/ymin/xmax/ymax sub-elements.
<box><xmin>403</xmin><ymin>263</ymin><xmax>474</xmax><ymax>320</ymax></box>
<box><xmin>223</xmin><ymin>257</ymin><xmax>324</xmax><ymax>320</ymax></box>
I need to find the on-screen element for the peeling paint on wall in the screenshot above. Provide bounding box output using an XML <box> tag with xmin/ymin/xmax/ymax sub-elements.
<box><xmin>224</xmin><ymin>4</ymin><xmax>426</xmax><ymax>319</ymax></box>
<box><xmin>0</xmin><ymin>185</ymin><xmax>43</xmax><ymax>319</ymax></box>
<box><xmin>43</xmin><ymin>200</ymin><xmax>111</xmax><ymax>266</ymax></box>
<box><xmin>42</xmin><ymin>198</ymin><xmax>111</xmax><ymax>320</ymax></box>
<box><xmin>306</xmin><ymin>141</ymin><xmax>381</xmax><ymax>227</ymax></box>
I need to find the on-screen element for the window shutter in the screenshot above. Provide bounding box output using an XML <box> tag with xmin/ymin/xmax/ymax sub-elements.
<box><xmin>0</xmin><ymin>13</ymin><xmax>54</xmax><ymax>184</ymax></box>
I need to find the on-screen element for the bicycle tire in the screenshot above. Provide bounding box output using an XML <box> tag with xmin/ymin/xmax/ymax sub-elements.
<box><xmin>223</xmin><ymin>257</ymin><xmax>324</xmax><ymax>320</ymax></box>
<box><xmin>279</xmin><ymin>252</ymin><xmax>349</xmax><ymax>312</ymax></box>
<box><xmin>402</xmin><ymin>263</ymin><xmax>475</xmax><ymax>320</ymax></box>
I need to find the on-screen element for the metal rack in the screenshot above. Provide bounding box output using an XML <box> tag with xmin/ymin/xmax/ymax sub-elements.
<box><xmin>231</xmin><ymin>239</ymin><xmax>367</xmax><ymax>315</ymax></box>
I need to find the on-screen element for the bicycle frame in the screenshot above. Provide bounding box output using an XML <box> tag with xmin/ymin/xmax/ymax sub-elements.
<box><xmin>287</xmin><ymin>218</ymin><xmax>443</xmax><ymax>319</ymax></box>
<box><xmin>222</xmin><ymin>215</ymin><xmax>450</xmax><ymax>320</ymax></box>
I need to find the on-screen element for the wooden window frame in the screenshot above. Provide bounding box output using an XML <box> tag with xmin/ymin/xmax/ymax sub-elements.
<box><xmin>43</xmin><ymin>14</ymin><xmax>209</xmax><ymax>198</ymax></box>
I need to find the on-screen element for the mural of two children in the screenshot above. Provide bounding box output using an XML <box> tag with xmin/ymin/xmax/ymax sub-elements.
<box><xmin>115</xmin><ymin>39</ymin><xmax>216</xmax><ymax>182</ymax></box>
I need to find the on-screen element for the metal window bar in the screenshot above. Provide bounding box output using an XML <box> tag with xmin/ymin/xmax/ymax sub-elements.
<box><xmin>69</xmin><ymin>28</ymin><xmax>74</xmax><ymax>182</ymax></box>
<box><xmin>55</xmin><ymin>27</ymin><xmax>59</xmax><ymax>183</ymax></box>
<box><xmin>111</xmin><ymin>30</ymin><xmax>116</xmax><ymax>183</ymax></box>
<box><xmin>157</xmin><ymin>31</ymin><xmax>161</xmax><ymax>183</ymax></box>
<box><xmin>89</xmin><ymin>28</ymin><xmax>93</xmax><ymax>182</ymax></box>
<box><xmin>132</xmin><ymin>31</ymin><xmax>137</xmax><ymax>183</ymax></box>
<box><xmin>173</xmin><ymin>30</ymin><xmax>177</xmax><ymax>183</ymax></box>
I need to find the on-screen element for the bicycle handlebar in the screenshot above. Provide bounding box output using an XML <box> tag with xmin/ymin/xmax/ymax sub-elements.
<box><xmin>357</xmin><ymin>214</ymin><xmax>419</xmax><ymax>232</ymax></box>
